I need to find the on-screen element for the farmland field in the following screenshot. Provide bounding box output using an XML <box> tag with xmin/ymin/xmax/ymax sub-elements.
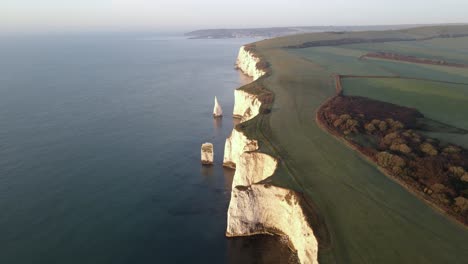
<box><xmin>240</xmin><ymin>25</ymin><xmax>468</xmax><ymax>263</ymax></box>
<box><xmin>342</xmin><ymin>78</ymin><xmax>468</xmax><ymax>148</ymax></box>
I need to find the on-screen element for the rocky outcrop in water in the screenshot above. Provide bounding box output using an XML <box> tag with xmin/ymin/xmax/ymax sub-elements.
<box><xmin>213</xmin><ymin>96</ymin><xmax>223</xmax><ymax>118</ymax></box>
<box><xmin>201</xmin><ymin>143</ymin><xmax>214</xmax><ymax>165</ymax></box>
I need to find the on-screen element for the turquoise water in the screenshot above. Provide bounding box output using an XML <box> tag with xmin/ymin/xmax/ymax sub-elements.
<box><xmin>0</xmin><ymin>34</ymin><xmax>293</xmax><ymax>263</ymax></box>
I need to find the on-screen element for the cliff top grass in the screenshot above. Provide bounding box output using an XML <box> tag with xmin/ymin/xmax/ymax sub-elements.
<box><xmin>239</xmin><ymin>25</ymin><xmax>468</xmax><ymax>263</ymax></box>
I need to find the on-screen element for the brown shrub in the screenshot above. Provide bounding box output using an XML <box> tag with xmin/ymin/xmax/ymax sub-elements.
<box><xmin>420</xmin><ymin>142</ymin><xmax>438</xmax><ymax>156</ymax></box>
<box><xmin>386</xmin><ymin>118</ymin><xmax>405</xmax><ymax>131</ymax></box>
<box><xmin>333</xmin><ymin>118</ymin><xmax>344</xmax><ymax>128</ymax></box>
<box><xmin>462</xmin><ymin>174</ymin><xmax>468</xmax><ymax>183</ymax></box>
<box><xmin>364</xmin><ymin>123</ymin><xmax>376</xmax><ymax>133</ymax></box>
<box><xmin>390</xmin><ymin>143</ymin><xmax>412</xmax><ymax>154</ymax></box>
<box><xmin>378</xmin><ymin>121</ymin><xmax>388</xmax><ymax>132</ymax></box>
<box><xmin>332</xmin><ymin>114</ymin><xmax>359</xmax><ymax>134</ymax></box>
<box><xmin>376</xmin><ymin>152</ymin><xmax>406</xmax><ymax>168</ymax></box>
<box><xmin>443</xmin><ymin>146</ymin><xmax>461</xmax><ymax>154</ymax></box>
<box><xmin>433</xmin><ymin>193</ymin><xmax>451</xmax><ymax>205</ymax></box>
<box><xmin>402</xmin><ymin>130</ymin><xmax>421</xmax><ymax>143</ymax></box>
<box><xmin>455</xmin><ymin>197</ymin><xmax>468</xmax><ymax>212</ymax></box>
<box><xmin>410</xmin><ymin>157</ymin><xmax>447</xmax><ymax>184</ymax></box>
<box><xmin>431</xmin><ymin>183</ymin><xmax>447</xmax><ymax>193</ymax></box>
<box><xmin>449</xmin><ymin>166</ymin><xmax>466</xmax><ymax>177</ymax></box>
<box><xmin>383</xmin><ymin>132</ymin><xmax>399</xmax><ymax>145</ymax></box>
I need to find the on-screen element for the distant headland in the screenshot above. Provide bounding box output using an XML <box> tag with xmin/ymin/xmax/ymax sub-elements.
<box><xmin>185</xmin><ymin>24</ymin><xmax>426</xmax><ymax>39</ymax></box>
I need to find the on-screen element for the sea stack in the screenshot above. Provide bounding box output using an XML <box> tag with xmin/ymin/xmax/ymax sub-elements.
<box><xmin>201</xmin><ymin>143</ymin><xmax>214</xmax><ymax>165</ymax></box>
<box><xmin>213</xmin><ymin>96</ymin><xmax>223</xmax><ymax>118</ymax></box>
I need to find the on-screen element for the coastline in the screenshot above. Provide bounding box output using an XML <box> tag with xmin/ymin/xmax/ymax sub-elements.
<box><xmin>225</xmin><ymin>26</ymin><xmax>468</xmax><ymax>263</ymax></box>
<box><xmin>224</xmin><ymin>45</ymin><xmax>319</xmax><ymax>264</ymax></box>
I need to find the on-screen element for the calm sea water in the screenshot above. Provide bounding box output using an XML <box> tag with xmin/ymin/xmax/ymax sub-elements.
<box><xmin>0</xmin><ymin>34</ymin><xmax>295</xmax><ymax>264</ymax></box>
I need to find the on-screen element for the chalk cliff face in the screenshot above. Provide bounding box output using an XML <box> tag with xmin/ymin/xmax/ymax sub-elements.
<box><xmin>227</xmin><ymin>184</ymin><xmax>319</xmax><ymax>264</ymax></box>
<box><xmin>226</xmin><ymin>145</ymin><xmax>318</xmax><ymax>264</ymax></box>
<box><xmin>236</xmin><ymin>46</ymin><xmax>266</xmax><ymax>81</ymax></box>
<box><xmin>231</xmin><ymin>152</ymin><xmax>276</xmax><ymax>187</ymax></box>
<box><xmin>232</xmin><ymin>46</ymin><xmax>266</xmax><ymax>121</ymax></box>
<box><xmin>223</xmin><ymin>129</ymin><xmax>258</xmax><ymax>169</ymax></box>
<box><xmin>224</xmin><ymin>45</ymin><xmax>319</xmax><ymax>264</ymax></box>
<box><xmin>232</xmin><ymin>90</ymin><xmax>262</xmax><ymax>121</ymax></box>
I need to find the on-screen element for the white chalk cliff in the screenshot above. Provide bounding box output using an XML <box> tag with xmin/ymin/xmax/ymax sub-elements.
<box><xmin>231</xmin><ymin>151</ymin><xmax>277</xmax><ymax>187</ymax></box>
<box><xmin>223</xmin><ymin>128</ymin><xmax>258</xmax><ymax>169</ymax></box>
<box><xmin>225</xmin><ymin>46</ymin><xmax>319</xmax><ymax>264</ymax></box>
<box><xmin>233</xmin><ymin>90</ymin><xmax>262</xmax><ymax>121</ymax></box>
<box><xmin>227</xmin><ymin>184</ymin><xmax>319</xmax><ymax>264</ymax></box>
<box><xmin>232</xmin><ymin>46</ymin><xmax>266</xmax><ymax>121</ymax></box>
<box><xmin>213</xmin><ymin>96</ymin><xmax>223</xmax><ymax>118</ymax></box>
<box><xmin>236</xmin><ymin>46</ymin><xmax>267</xmax><ymax>81</ymax></box>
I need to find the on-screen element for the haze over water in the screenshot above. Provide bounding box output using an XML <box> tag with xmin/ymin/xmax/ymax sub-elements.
<box><xmin>0</xmin><ymin>34</ymin><xmax>294</xmax><ymax>263</ymax></box>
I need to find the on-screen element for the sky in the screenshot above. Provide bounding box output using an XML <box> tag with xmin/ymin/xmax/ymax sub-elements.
<box><xmin>1</xmin><ymin>0</ymin><xmax>468</xmax><ymax>33</ymax></box>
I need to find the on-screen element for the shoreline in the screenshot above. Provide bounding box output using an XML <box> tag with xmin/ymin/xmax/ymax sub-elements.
<box><xmin>225</xmin><ymin>45</ymin><xmax>319</xmax><ymax>264</ymax></box>
<box><xmin>226</xmin><ymin>26</ymin><xmax>468</xmax><ymax>263</ymax></box>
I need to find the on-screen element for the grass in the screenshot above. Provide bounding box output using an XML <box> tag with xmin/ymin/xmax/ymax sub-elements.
<box><xmin>238</xmin><ymin>25</ymin><xmax>468</xmax><ymax>263</ymax></box>
<box><xmin>343</xmin><ymin>78</ymin><xmax>468</xmax><ymax>126</ymax></box>
<box><xmin>345</xmin><ymin>37</ymin><xmax>468</xmax><ymax>64</ymax></box>
<box><xmin>343</xmin><ymin>77</ymin><xmax>468</xmax><ymax>149</ymax></box>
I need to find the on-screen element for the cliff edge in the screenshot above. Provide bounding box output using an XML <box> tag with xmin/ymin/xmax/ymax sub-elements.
<box><xmin>224</xmin><ymin>46</ymin><xmax>319</xmax><ymax>264</ymax></box>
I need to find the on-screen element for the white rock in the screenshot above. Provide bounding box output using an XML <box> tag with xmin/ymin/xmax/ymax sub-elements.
<box><xmin>232</xmin><ymin>152</ymin><xmax>277</xmax><ymax>187</ymax></box>
<box><xmin>226</xmin><ymin>135</ymin><xmax>318</xmax><ymax>264</ymax></box>
<box><xmin>236</xmin><ymin>46</ymin><xmax>267</xmax><ymax>81</ymax></box>
<box><xmin>232</xmin><ymin>89</ymin><xmax>262</xmax><ymax>121</ymax></box>
<box><xmin>201</xmin><ymin>143</ymin><xmax>214</xmax><ymax>165</ymax></box>
<box><xmin>223</xmin><ymin>129</ymin><xmax>258</xmax><ymax>169</ymax></box>
<box><xmin>213</xmin><ymin>96</ymin><xmax>223</xmax><ymax>118</ymax></box>
<box><xmin>224</xmin><ymin>45</ymin><xmax>319</xmax><ymax>264</ymax></box>
<box><xmin>227</xmin><ymin>184</ymin><xmax>319</xmax><ymax>264</ymax></box>
<box><xmin>232</xmin><ymin>46</ymin><xmax>266</xmax><ymax>121</ymax></box>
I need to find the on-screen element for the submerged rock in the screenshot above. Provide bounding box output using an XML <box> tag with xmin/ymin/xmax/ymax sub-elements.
<box><xmin>201</xmin><ymin>143</ymin><xmax>214</xmax><ymax>165</ymax></box>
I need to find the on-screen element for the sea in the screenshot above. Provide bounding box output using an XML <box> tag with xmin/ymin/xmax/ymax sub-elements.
<box><xmin>0</xmin><ymin>33</ymin><xmax>295</xmax><ymax>263</ymax></box>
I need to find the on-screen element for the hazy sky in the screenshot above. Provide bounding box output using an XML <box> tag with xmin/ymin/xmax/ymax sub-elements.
<box><xmin>2</xmin><ymin>0</ymin><xmax>467</xmax><ymax>33</ymax></box>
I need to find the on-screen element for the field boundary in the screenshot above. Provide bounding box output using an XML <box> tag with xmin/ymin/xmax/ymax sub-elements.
<box><xmin>314</xmin><ymin>74</ymin><xmax>468</xmax><ymax>228</ymax></box>
<box><xmin>339</xmin><ymin>74</ymin><xmax>468</xmax><ymax>86</ymax></box>
<box><xmin>359</xmin><ymin>52</ymin><xmax>468</xmax><ymax>68</ymax></box>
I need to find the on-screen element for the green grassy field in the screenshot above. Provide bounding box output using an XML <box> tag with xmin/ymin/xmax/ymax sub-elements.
<box><xmin>343</xmin><ymin>78</ymin><xmax>468</xmax><ymax>127</ymax></box>
<box><xmin>346</xmin><ymin>37</ymin><xmax>468</xmax><ymax>64</ymax></box>
<box><xmin>240</xmin><ymin>25</ymin><xmax>468</xmax><ymax>263</ymax></box>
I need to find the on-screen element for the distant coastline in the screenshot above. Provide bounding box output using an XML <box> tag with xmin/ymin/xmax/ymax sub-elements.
<box><xmin>185</xmin><ymin>24</ymin><xmax>430</xmax><ymax>39</ymax></box>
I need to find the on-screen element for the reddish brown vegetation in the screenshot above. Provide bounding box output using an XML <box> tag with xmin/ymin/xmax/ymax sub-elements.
<box><xmin>318</xmin><ymin>91</ymin><xmax>468</xmax><ymax>225</ymax></box>
<box><xmin>362</xmin><ymin>52</ymin><xmax>468</xmax><ymax>68</ymax></box>
<box><xmin>324</xmin><ymin>95</ymin><xmax>423</xmax><ymax>126</ymax></box>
